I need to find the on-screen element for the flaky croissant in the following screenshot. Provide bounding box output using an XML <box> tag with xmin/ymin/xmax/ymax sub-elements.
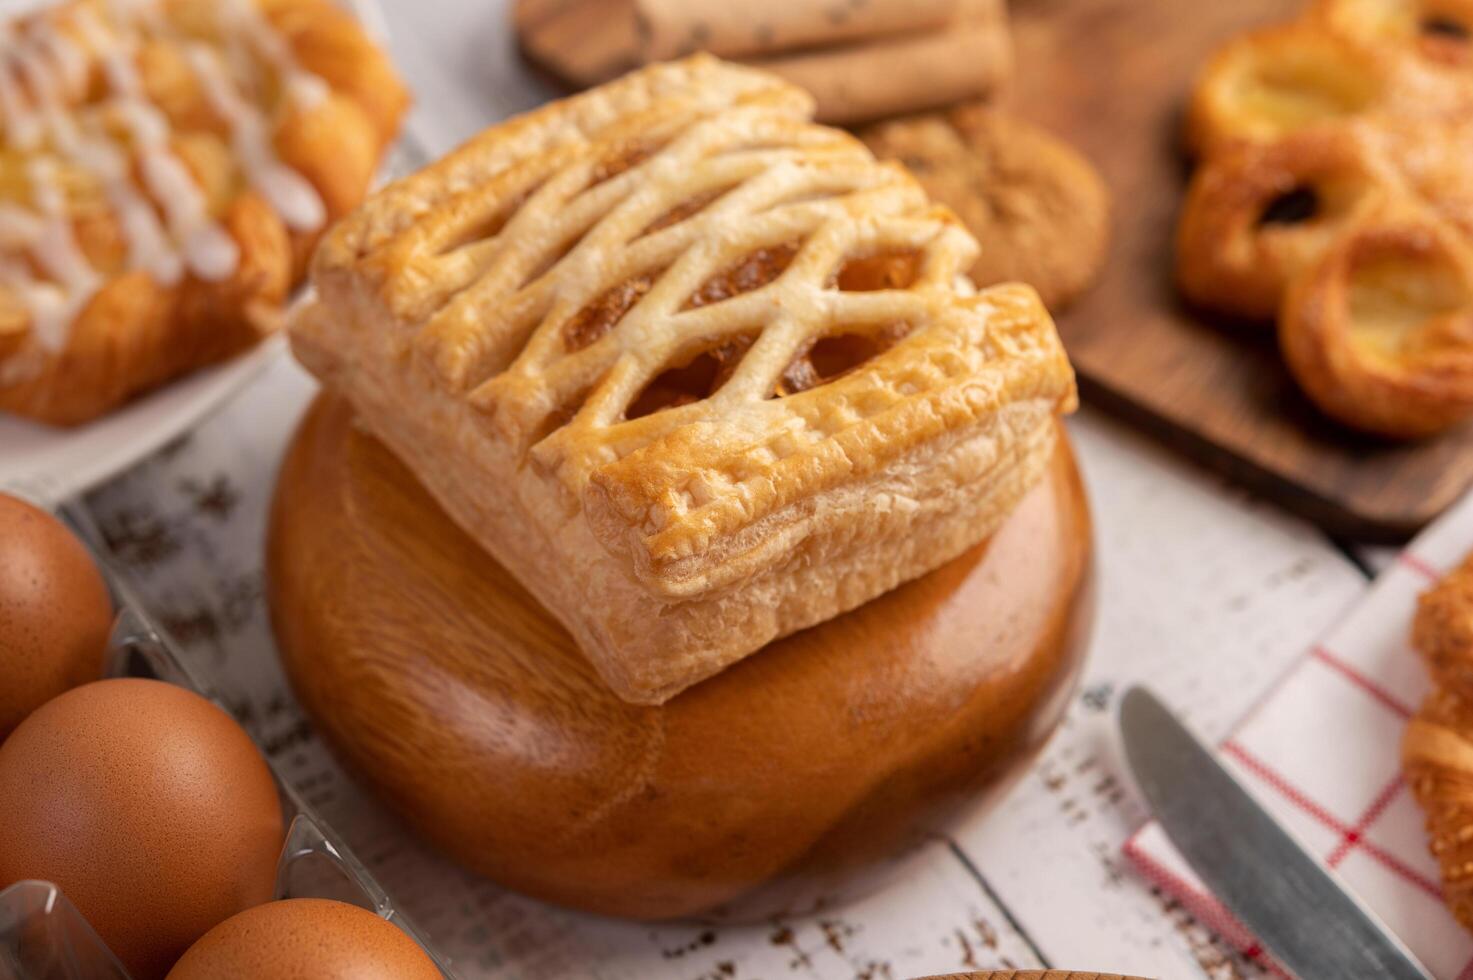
<box><xmin>1406</xmin><ymin>552</ymin><xmax>1473</xmax><ymax>932</ymax></box>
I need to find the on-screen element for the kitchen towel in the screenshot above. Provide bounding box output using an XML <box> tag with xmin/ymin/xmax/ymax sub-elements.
<box><xmin>1126</xmin><ymin>493</ymin><xmax>1473</xmax><ymax>980</ymax></box>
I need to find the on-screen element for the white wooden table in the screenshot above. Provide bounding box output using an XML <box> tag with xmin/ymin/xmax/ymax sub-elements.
<box><xmin>81</xmin><ymin>4</ymin><xmax>1384</xmax><ymax>977</ymax></box>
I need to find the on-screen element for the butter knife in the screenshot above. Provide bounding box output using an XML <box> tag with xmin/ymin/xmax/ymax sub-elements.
<box><xmin>1119</xmin><ymin>686</ymin><xmax>1431</xmax><ymax>980</ymax></box>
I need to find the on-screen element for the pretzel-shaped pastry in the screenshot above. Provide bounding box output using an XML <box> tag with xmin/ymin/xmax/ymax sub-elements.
<box><xmin>296</xmin><ymin>55</ymin><xmax>1077</xmax><ymax>703</ymax></box>
<box><xmin>1315</xmin><ymin>0</ymin><xmax>1473</xmax><ymax>69</ymax></box>
<box><xmin>1177</xmin><ymin>0</ymin><xmax>1473</xmax><ymax>436</ymax></box>
<box><xmin>1177</xmin><ymin>123</ymin><xmax>1400</xmax><ymax>321</ymax></box>
<box><xmin>1281</xmin><ymin>207</ymin><xmax>1473</xmax><ymax>436</ymax></box>
<box><xmin>1405</xmin><ymin>552</ymin><xmax>1473</xmax><ymax>932</ymax></box>
<box><xmin>0</xmin><ymin>0</ymin><xmax>406</xmax><ymax>425</ymax></box>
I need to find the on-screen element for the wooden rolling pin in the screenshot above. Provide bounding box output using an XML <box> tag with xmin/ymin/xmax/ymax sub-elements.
<box><xmin>514</xmin><ymin>0</ymin><xmax>1012</xmax><ymax>123</ymax></box>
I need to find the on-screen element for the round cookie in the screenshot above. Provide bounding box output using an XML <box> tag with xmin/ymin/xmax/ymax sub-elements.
<box><xmin>860</xmin><ymin>104</ymin><xmax>1111</xmax><ymax>311</ymax></box>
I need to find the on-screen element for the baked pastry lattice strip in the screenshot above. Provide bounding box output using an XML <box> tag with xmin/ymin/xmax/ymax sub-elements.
<box><xmin>299</xmin><ymin>55</ymin><xmax>1076</xmax><ymax>702</ymax></box>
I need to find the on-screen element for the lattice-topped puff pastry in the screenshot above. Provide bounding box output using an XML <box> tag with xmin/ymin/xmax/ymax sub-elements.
<box><xmin>0</xmin><ymin>0</ymin><xmax>407</xmax><ymax>426</ymax></box>
<box><xmin>1177</xmin><ymin>0</ymin><xmax>1473</xmax><ymax>437</ymax></box>
<box><xmin>294</xmin><ymin>55</ymin><xmax>1077</xmax><ymax>704</ymax></box>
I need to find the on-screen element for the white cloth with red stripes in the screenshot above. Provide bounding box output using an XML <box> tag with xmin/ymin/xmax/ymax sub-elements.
<box><xmin>1125</xmin><ymin>492</ymin><xmax>1473</xmax><ymax>980</ymax></box>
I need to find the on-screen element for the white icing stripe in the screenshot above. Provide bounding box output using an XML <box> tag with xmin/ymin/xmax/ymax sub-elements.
<box><xmin>0</xmin><ymin>219</ymin><xmax>75</xmax><ymax>356</ymax></box>
<box><xmin>31</xmin><ymin>22</ymin><xmax>88</xmax><ymax>97</ymax></box>
<box><xmin>183</xmin><ymin>42</ymin><xmax>325</xmax><ymax>232</ymax></box>
<box><xmin>79</xmin><ymin>6</ymin><xmax>240</xmax><ymax>282</ymax></box>
<box><xmin>0</xmin><ymin>203</ymin><xmax>44</xmax><ymax>248</ymax></box>
<box><xmin>83</xmin><ymin>134</ymin><xmax>185</xmax><ymax>284</ymax></box>
<box><xmin>27</xmin><ymin>158</ymin><xmax>99</xmax><ymax>297</ymax></box>
<box><xmin>0</xmin><ymin>0</ymin><xmax>332</xmax><ymax>365</ymax></box>
<box><xmin>135</xmin><ymin>142</ymin><xmax>239</xmax><ymax>280</ymax></box>
<box><xmin>0</xmin><ymin>28</ymin><xmax>41</xmax><ymax>151</ymax></box>
<box><xmin>19</xmin><ymin>17</ymin><xmax>182</xmax><ymax>286</ymax></box>
<box><xmin>221</xmin><ymin>0</ymin><xmax>329</xmax><ymax>110</ymax></box>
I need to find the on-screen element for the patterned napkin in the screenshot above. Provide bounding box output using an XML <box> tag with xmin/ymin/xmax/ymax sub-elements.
<box><xmin>1125</xmin><ymin>494</ymin><xmax>1473</xmax><ymax>979</ymax></box>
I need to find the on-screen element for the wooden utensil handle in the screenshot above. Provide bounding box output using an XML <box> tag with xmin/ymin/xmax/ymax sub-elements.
<box><xmin>750</xmin><ymin>8</ymin><xmax>1011</xmax><ymax>124</ymax></box>
<box><xmin>635</xmin><ymin>0</ymin><xmax>960</xmax><ymax>61</ymax></box>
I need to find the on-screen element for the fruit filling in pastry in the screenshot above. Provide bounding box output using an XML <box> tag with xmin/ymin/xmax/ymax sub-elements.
<box><xmin>294</xmin><ymin>55</ymin><xmax>1077</xmax><ymax>704</ymax></box>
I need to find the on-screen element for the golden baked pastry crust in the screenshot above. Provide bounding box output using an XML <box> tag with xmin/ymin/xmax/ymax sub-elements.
<box><xmin>1177</xmin><ymin>0</ymin><xmax>1473</xmax><ymax>437</ymax></box>
<box><xmin>297</xmin><ymin>55</ymin><xmax>1077</xmax><ymax>704</ymax></box>
<box><xmin>1314</xmin><ymin>0</ymin><xmax>1473</xmax><ymax>70</ymax></box>
<box><xmin>1280</xmin><ymin>207</ymin><xmax>1473</xmax><ymax>438</ymax></box>
<box><xmin>1406</xmin><ymin>550</ymin><xmax>1473</xmax><ymax>932</ymax></box>
<box><xmin>858</xmin><ymin>104</ymin><xmax>1111</xmax><ymax>312</ymax></box>
<box><xmin>0</xmin><ymin>0</ymin><xmax>407</xmax><ymax>426</ymax></box>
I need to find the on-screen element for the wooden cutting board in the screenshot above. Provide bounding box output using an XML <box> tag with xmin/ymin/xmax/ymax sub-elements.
<box><xmin>1006</xmin><ymin>0</ymin><xmax>1473</xmax><ymax>542</ymax></box>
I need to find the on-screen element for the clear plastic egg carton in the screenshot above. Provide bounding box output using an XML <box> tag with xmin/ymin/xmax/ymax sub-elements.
<box><xmin>0</xmin><ymin>500</ymin><xmax>457</xmax><ymax>979</ymax></box>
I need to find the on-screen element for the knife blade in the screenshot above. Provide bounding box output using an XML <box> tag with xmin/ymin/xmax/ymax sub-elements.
<box><xmin>1119</xmin><ymin>686</ymin><xmax>1431</xmax><ymax>980</ymax></box>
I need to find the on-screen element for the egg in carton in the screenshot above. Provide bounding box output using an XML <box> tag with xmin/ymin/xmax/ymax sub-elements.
<box><xmin>0</xmin><ymin>492</ymin><xmax>454</xmax><ymax>980</ymax></box>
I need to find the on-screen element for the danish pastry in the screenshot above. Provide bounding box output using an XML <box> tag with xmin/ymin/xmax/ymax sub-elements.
<box><xmin>1280</xmin><ymin>208</ymin><xmax>1473</xmax><ymax>437</ymax></box>
<box><xmin>1405</xmin><ymin>550</ymin><xmax>1473</xmax><ymax>932</ymax></box>
<box><xmin>0</xmin><ymin>0</ymin><xmax>407</xmax><ymax>426</ymax></box>
<box><xmin>1313</xmin><ymin>0</ymin><xmax>1473</xmax><ymax>70</ymax></box>
<box><xmin>294</xmin><ymin>56</ymin><xmax>1077</xmax><ymax>704</ymax></box>
<box><xmin>859</xmin><ymin>104</ymin><xmax>1111</xmax><ymax>312</ymax></box>
<box><xmin>1183</xmin><ymin>22</ymin><xmax>1466</xmax><ymax>158</ymax></box>
<box><xmin>1177</xmin><ymin>0</ymin><xmax>1473</xmax><ymax>437</ymax></box>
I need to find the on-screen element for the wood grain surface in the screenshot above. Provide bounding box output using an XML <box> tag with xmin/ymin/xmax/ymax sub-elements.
<box><xmin>1007</xmin><ymin>0</ymin><xmax>1473</xmax><ymax>542</ymax></box>
<box><xmin>266</xmin><ymin>395</ymin><xmax>1093</xmax><ymax>921</ymax></box>
<box><xmin>917</xmin><ymin>973</ymin><xmax>1151</xmax><ymax>980</ymax></box>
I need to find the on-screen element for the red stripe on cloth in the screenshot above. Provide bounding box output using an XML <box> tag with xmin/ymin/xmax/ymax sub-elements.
<box><xmin>1399</xmin><ymin>552</ymin><xmax>1442</xmax><ymax>582</ymax></box>
<box><xmin>1125</xmin><ymin>823</ymin><xmax>1439</xmax><ymax>977</ymax></box>
<box><xmin>1221</xmin><ymin>740</ymin><xmax>1353</xmax><ymax>835</ymax></box>
<box><xmin>1222</xmin><ymin>743</ymin><xmax>1444</xmax><ymax>900</ymax></box>
<box><xmin>1357</xmin><ymin>838</ymin><xmax>1445</xmax><ymax>902</ymax></box>
<box><xmin>1327</xmin><ymin>777</ymin><xmax>1403</xmax><ymax>867</ymax></box>
<box><xmin>1456</xmin><ymin>956</ymin><xmax>1473</xmax><ymax>980</ymax></box>
<box><xmin>1310</xmin><ymin>646</ymin><xmax>1414</xmax><ymax>719</ymax></box>
<box><xmin>1231</xmin><ymin>651</ymin><xmax>1315</xmax><ymax>733</ymax></box>
<box><xmin>1121</xmin><ymin>834</ymin><xmax>1289</xmax><ymax>978</ymax></box>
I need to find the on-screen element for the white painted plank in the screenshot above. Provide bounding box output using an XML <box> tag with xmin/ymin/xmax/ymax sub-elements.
<box><xmin>1350</xmin><ymin>545</ymin><xmax>1398</xmax><ymax>577</ymax></box>
<box><xmin>948</xmin><ymin>412</ymin><xmax>1369</xmax><ymax>979</ymax></box>
<box><xmin>374</xmin><ymin>0</ymin><xmax>559</xmax><ymax>155</ymax></box>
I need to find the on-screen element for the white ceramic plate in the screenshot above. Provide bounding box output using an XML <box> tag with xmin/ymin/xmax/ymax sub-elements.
<box><xmin>0</xmin><ymin>0</ymin><xmax>392</xmax><ymax>505</ymax></box>
<box><xmin>0</xmin><ymin>334</ymin><xmax>285</xmax><ymax>503</ymax></box>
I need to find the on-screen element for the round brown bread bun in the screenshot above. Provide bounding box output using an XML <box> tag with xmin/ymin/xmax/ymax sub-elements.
<box><xmin>859</xmin><ymin>104</ymin><xmax>1111</xmax><ymax>312</ymax></box>
<box><xmin>267</xmin><ymin>394</ymin><xmax>1093</xmax><ymax>920</ymax></box>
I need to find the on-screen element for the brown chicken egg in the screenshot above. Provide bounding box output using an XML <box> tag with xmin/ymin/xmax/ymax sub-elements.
<box><xmin>166</xmin><ymin>898</ymin><xmax>443</xmax><ymax>979</ymax></box>
<box><xmin>0</xmin><ymin>492</ymin><xmax>112</xmax><ymax>738</ymax></box>
<box><xmin>0</xmin><ymin>678</ymin><xmax>284</xmax><ymax>980</ymax></box>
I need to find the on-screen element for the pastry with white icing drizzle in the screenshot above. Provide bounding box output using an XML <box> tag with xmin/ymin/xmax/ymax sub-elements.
<box><xmin>0</xmin><ymin>0</ymin><xmax>407</xmax><ymax>425</ymax></box>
